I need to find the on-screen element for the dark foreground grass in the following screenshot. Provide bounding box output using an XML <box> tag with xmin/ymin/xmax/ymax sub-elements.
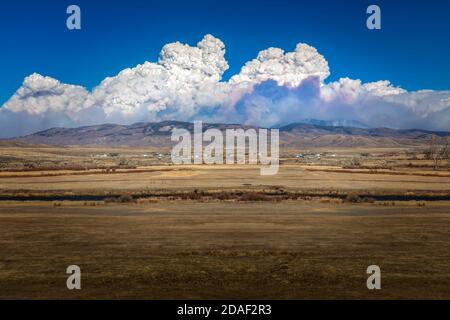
<box><xmin>1</xmin><ymin>201</ymin><xmax>450</xmax><ymax>299</ymax></box>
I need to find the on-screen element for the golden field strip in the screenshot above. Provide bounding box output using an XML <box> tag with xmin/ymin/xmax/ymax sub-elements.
<box><xmin>0</xmin><ymin>145</ymin><xmax>450</xmax><ymax>299</ymax></box>
<box><xmin>0</xmin><ymin>163</ymin><xmax>449</xmax><ymax>202</ymax></box>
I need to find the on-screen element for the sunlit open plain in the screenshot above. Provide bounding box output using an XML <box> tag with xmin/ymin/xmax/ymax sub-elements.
<box><xmin>1</xmin><ymin>145</ymin><xmax>450</xmax><ymax>299</ymax></box>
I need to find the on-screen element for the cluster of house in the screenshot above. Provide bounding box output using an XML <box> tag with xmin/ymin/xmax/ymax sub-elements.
<box><xmin>293</xmin><ymin>153</ymin><xmax>337</xmax><ymax>160</ymax></box>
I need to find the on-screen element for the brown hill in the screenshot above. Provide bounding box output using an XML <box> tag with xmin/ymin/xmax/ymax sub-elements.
<box><xmin>4</xmin><ymin>121</ymin><xmax>450</xmax><ymax>148</ymax></box>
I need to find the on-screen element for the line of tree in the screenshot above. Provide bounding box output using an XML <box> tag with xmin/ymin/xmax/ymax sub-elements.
<box><xmin>424</xmin><ymin>137</ymin><xmax>450</xmax><ymax>170</ymax></box>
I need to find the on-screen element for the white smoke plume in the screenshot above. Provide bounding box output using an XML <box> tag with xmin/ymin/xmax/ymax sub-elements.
<box><xmin>90</xmin><ymin>34</ymin><xmax>230</xmax><ymax>120</ymax></box>
<box><xmin>3</xmin><ymin>73</ymin><xmax>90</xmax><ymax>115</ymax></box>
<box><xmin>230</xmin><ymin>43</ymin><xmax>330</xmax><ymax>88</ymax></box>
<box><xmin>1</xmin><ymin>34</ymin><xmax>450</xmax><ymax>138</ymax></box>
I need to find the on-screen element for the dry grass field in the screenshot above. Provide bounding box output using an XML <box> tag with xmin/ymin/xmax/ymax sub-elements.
<box><xmin>1</xmin><ymin>201</ymin><xmax>450</xmax><ymax>299</ymax></box>
<box><xmin>1</xmin><ymin>145</ymin><xmax>450</xmax><ymax>299</ymax></box>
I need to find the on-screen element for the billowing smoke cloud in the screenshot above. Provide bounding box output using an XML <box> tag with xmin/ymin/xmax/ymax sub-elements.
<box><xmin>90</xmin><ymin>34</ymin><xmax>230</xmax><ymax>120</ymax></box>
<box><xmin>1</xmin><ymin>34</ymin><xmax>450</xmax><ymax>138</ymax></box>
<box><xmin>3</xmin><ymin>73</ymin><xmax>90</xmax><ymax>115</ymax></box>
<box><xmin>230</xmin><ymin>43</ymin><xmax>330</xmax><ymax>87</ymax></box>
<box><xmin>0</xmin><ymin>73</ymin><xmax>100</xmax><ymax>137</ymax></box>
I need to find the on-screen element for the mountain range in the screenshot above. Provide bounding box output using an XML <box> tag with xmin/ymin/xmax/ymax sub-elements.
<box><xmin>5</xmin><ymin>120</ymin><xmax>450</xmax><ymax>148</ymax></box>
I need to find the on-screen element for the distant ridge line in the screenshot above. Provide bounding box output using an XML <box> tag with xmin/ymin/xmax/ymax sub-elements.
<box><xmin>4</xmin><ymin>120</ymin><xmax>450</xmax><ymax>148</ymax></box>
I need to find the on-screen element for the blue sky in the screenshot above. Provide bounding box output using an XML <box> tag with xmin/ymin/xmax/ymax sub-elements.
<box><xmin>0</xmin><ymin>0</ymin><xmax>449</xmax><ymax>106</ymax></box>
